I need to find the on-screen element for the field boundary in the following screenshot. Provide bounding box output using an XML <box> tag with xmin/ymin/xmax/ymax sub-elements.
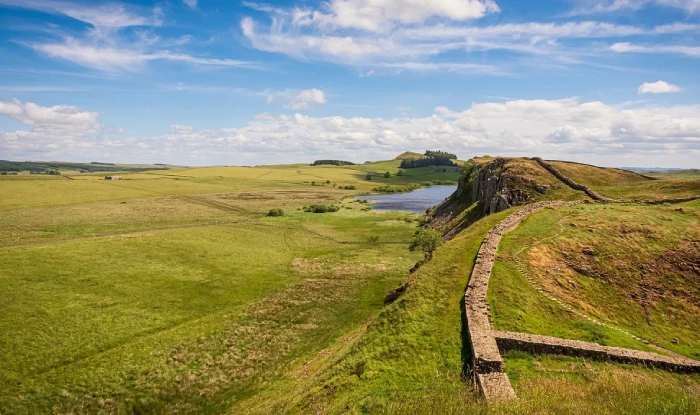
<box><xmin>494</xmin><ymin>331</ymin><xmax>700</xmax><ymax>373</ymax></box>
<box><xmin>464</xmin><ymin>197</ymin><xmax>700</xmax><ymax>402</ymax></box>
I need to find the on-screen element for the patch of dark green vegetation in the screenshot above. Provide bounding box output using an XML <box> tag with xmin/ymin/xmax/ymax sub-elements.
<box><xmin>311</xmin><ymin>160</ymin><xmax>356</xmax><ymax>166</ymax></box>
<box><xmin>303</xmin><ymin>203</ymin><xmax>340</xmax><ymax>213</ymax></box>
<box><xmin>0</xmin><ymin>160</ymin><xmax>168</xmax><ymax>173</ymax></box>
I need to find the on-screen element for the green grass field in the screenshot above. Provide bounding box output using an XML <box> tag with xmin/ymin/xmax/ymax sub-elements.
<box><xmin>1</xmin><ymin>157</ymin><xmax>698</xmax><ymax>414</ymax></box>
<box><xmin>0</xmin><ymin>162</ymin><xmax>437</xmax><ymax>413</ymax></box>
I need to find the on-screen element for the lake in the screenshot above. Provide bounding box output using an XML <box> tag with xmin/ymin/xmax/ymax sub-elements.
<box><xmin>355</xmin><ymin>185</ymin><xmax>457</xmax><ymax>214</ymax></box>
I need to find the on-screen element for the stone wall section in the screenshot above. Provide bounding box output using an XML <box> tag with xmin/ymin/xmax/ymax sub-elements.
<box><xmin>464</xmin><ymin>196</ymin><xmax>700</xmax><ymax>401</ymax></box>
<box><xmin>465</xmin><ymin>200</ymin><xmax>577</xmax><ymax>400</ymax></box>
<box><xmin>494</xmin><ymin>331</ymin><xmax>700</xmax><ymax>373</ymax></box>
<box><xmin>532</xmin><ymin>157</ymin><xmax>612</xmax><ymax>202</ymax></box>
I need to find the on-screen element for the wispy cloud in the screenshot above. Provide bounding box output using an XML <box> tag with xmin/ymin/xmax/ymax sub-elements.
<box><xmin>611</xmin><ymin>42</ymin><xmax>700</xmax><ymax>57</ymax></box>
<box><xmin>240</xmin><ymin>1</ymin><xmax>700</xmax><ymax>74</ymax></box>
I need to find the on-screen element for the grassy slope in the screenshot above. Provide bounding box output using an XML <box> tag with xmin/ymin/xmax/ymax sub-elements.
<box><xmin>641</xmin><ymin>169</ymin><xmax>700</xmax><ymax>180</ymax></box>
<box><xmin>490</xmin><ymin>201</ymin><xmax>700</xmax><ymax>358</ymax></box>
<box><xmin>0</xmin><ymin>163</ymin><xmax>428</xmax><ymax>413</ymax></box>
<box><xmin>548</xmin><ymin>160</ymin><xmax>700</xmax><ymax>199</ymax></box>
<box><xmin>235</xmin><ymin>205</ymin><xmax>510</xmax><ymax>414</ymax></box>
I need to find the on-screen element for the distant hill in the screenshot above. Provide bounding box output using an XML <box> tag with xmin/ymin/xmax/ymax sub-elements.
<box><xmin>394</xmin><ymin>151</ymin><xmax>424</xmax><ymax>160</ymax></box>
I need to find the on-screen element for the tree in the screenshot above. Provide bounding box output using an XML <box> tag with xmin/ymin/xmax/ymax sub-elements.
<box><xmin>397</xmin><ymin>169</ymin><xmax>404</xmax><ymax>176</ymax></box>
<box><xmin>384</xmin><ymin>171</ymin><xmax>391</xmax><ymax>178</ymax></box>
<box><xmin>409</xmin><ymin>228</ymin><xmax>443</xmax><ymax>254</ymax></box>
<box><xmin>365</xmin><ymin>174</ymin><xmax>372</xmax><ymax>181</ymax></box>
<box><xmin>267</xmin><ymin>208</ymin><xmax>284</xmax><ymax>217</ymax></box>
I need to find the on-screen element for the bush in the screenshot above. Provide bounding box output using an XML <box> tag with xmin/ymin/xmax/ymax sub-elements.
<box><xmin>368</xmin><ymin>236</ymin><xmax>380</xmax><ymax>244</ymax></box>
<box><xmin>384</xmin><ymin>171</ymin><xmax>391</xmax><ymax>178</ymax></box>
<box><xmin>303</xmin><ymin>204</ymin><xmax>341</xmax><ymax>213</ymax></box>
<box><xmin>397</xmin><ymin>169</ymin><xmax>404</xmax><ymax>176</ymax></box>
<box><xmin>341</xmin><ymin>185</ymin><xmax>357</xmax><ymax>190</ymax></box>
<box><xmin>326</xmin><ymin>180</ymin><xmax>331</xmax><ymax>184</ymax></box>
<box><xmin>409</xmin><ymin>228</ymin><xmax>443</xmax><ymax>254</ymax></box>
<box><xmin>267</xmin><ymin>208</ymin><xmax>284</xmax><ymax>217</ymax></box>
<box><xmin>365</xmin><ymin>174</ymin><xmax>372</xmax><ymax>181</ymax></box>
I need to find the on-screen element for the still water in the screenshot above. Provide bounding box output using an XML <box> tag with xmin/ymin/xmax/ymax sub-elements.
<box><xmin>355</xmin><ymin>185</ymin><xmax>457</xmax><ymax>214</ymax></box>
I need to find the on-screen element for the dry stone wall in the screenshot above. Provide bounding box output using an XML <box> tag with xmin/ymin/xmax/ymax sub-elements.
<box><xmin>494</xmin><ymin>331</ymin><xmax>700</xmax><ymax>373</ymax></box>
<box><xmin>532</xmin><ymin>157</ymin><xmax>612</xmax><ymax>202</ymax></box>
<box><xmin>465</xmin><ymin>200</ymin><xmax>577</xmax><ymax>400</ymax></box>
<box><xmin>464</xmin><ymin>196</ymin><xmax>700</xmax><ymax>401</ymax></box>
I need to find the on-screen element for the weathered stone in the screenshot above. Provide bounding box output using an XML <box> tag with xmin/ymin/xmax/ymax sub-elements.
<box><xmin>494</xmin><ymin>331</ymin><xmax>700</xmax><ymax>373</ymax></box>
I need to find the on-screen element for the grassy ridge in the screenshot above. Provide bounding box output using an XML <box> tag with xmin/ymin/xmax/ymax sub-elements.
<box><xmin>490</xmin><ymin>201</ymin><xmax>700</xmax><ymax>358</ymax></box>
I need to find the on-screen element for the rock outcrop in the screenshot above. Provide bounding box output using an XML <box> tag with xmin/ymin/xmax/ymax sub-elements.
<box><xmin>471</xmin><ymin>159</ymin><xmax>533</xmax><ymax>215</ymax></box>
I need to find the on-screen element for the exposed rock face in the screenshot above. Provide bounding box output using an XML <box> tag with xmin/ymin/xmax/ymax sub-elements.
<box><xmin>470</xmin><ymin>159</ymin><xmax>532</xmax><ymax>215</ymax></box>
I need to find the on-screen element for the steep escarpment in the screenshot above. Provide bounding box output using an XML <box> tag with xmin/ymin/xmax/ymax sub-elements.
<box><xmin>429</xmin><ymin>157</ymin><xmax>565</xmax><ymax>239</ymax></box>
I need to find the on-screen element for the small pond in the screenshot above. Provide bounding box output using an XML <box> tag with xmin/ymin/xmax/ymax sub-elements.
<box><xmin>355</xmin><ymin>185</ymin><xmax>457</xmax><ymax>214</ymax></box>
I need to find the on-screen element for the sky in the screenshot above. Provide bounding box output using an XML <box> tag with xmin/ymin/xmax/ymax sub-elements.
<box><xmin>0</xmin><ymin>0</ymin><xmax>699</xmax><ymax>168</ymax></box>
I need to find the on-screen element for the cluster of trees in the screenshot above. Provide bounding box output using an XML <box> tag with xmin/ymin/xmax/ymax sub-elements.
<box><xmin>399</xmin><ymin>150</ymin><xmax>457</xmax><ymax>169</ymax></box>
<box><xmin>340</xmin><ymin>185</ymin><xmax>356</xmax><ymax>190</ymax></box>
<box><xmin>0</xmin><ymin>172</ymin><xmax>18</xmax><ymax>175</ymax></box>
<box><xmin>311</xmin><ymin>160</ymin><xmax>355</xmax><ymax>166</ymax></box>
<box><xmin>0</xmin><ymin>160</ymin><xmax>167</xmax><ymax>173</ymax></box>
<box><xmin>424</xmin><ymin>150</ymin><xmax>457</xmax><ymax>159</ymax></box>
<box><xmin>303</xmin><ymin>204</ymin><xmax>340</xmax><ymax>213</ymax></box>
<box><xmin>400</xmin><ymin>156</ymin><xmax>456</xmax><ymax>169</ymax></box>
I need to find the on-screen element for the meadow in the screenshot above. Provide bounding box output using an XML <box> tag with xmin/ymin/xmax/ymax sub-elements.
<box><xmin>0</xmin><ymin>160</ymin><xmax>460</xmax><ymax>413</ymax></box>
<box><xmin>1</xmin><ymin>158</ymin><xmax>698</xmax><ymax>414</ymax></box>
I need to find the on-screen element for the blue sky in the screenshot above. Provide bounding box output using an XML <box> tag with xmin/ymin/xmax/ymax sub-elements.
<box><xmin>0</xmin><ymin>0</ymin><xmax>699</xmax><ymax>167</ymax></box>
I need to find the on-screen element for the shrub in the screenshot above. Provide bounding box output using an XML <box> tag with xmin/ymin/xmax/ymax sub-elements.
<box><xmin>303</xmin><ymin>204</ymin><xmax>340</xmax><ymax>213</ymax></box>
<box><xmin>368</xmin><ymin>236</ymin><xmax>379</xmax><ymax>244</ymax></box>
<box><xmin>326</xmin><ymin>180</ymin><xmax>331</xmax><ymax>184</ymax></box>
<box><xmin>397</xmin><ymin>169</ymin><xmax>404</xmax><ymax>176</ymax></box>
<box><xmin>311</xmin><ymin>181</ymin><xmax>316</xmax><ymax>186</ymax></box>
<box><xmin>384</xmin><ymin>171</ymin><xmax>391</xmax><ymax>178</ymax></box>
<box><xmin>267</xmin><ymin>208</ymin><xmax>284</xmax><ymax>217</ymax></box>
<box><xmin>365</xmin><ymin>174</ymin><xmax>372</xmax><ymax>181</ymax></box>
<box><xmin>342</xmin><ymin>185</ymin><xmax>357</xmax><ymax>190</ymax></box>
<box><xmin>409</xmin><ymin>228</ymin><xmax>443</xmax><ymax>254</ymax></box>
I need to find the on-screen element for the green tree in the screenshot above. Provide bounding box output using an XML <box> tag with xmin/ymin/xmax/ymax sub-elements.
<box><xmin>409</xmin><ymin>228</ymin><xmax>443</xmax><ymax>254</ymax></box>
<box><xmin>266</xmin><ymin>208</ymin><xmax>284</xmax><ymax>217</ymax></box>
<box><xmin>397</xmin><ymin>169</ymin><xmax>404</xmax><ymax>176</ymax></box>
<box><xmin>365</xmin><ymin>174</ymin><xmax>372</xmax><ymax>181</ymax></box>
<box><xmin>384</xmin><ymin>171</ymin><xmax>391</xmax><ymax>178</ymax></box>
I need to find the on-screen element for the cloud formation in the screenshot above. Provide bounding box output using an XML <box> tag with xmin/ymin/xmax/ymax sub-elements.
<box><xmin>3</xmin><ymin>98</ymin><xmax>699</xmax><ymax>167</ymax></box>
<box><xmin>241</xmin><ymin>0</ymin><xmax>700</xmax><ymax>73</ymax></box>
<box><xmin>267</xmin><ymin>88</ymin><xmax>327</xmax><ymax>110</ymax></box>
<box><xmin>638</xmin><ymin>80</ymin><xmax>683</xmax><ymax>94</ymax></box>
<box><xmin>5</xmin><ymin>0</ymin><xmax>259</xmax><ymax>72</ymax></box>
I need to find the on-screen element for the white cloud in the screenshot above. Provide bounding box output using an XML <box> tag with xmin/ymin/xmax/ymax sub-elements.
<box><xmin>183</xmin><ymin>0</ymin><xmax>197</xmax><ymax>9</ymax></box>
<box><xmin>571</xmin><ymin>0</ymin><xmax>700</xmax><ymax>14</ymax></box>
<box><xmin>241</xmin><ymin>3</ymin><xmax>700</xmax><ymax>73</ymax></box>
<box><xmin>0</xmin><ymin>0</ymin><xmax>154</xmax><ymax>29</ymax></box>
<box><xmin>610</xmin><ymin>42</ymin><xmax>700</xmax><ymax>57</ymax></box>
<box><xmin>32</xmin><ymin>37</ymin><xmax>260</xmax><ymax>72</ymax></box>
<box><xmin>0</xmin><ymin>98</ymin><xmax>101</xmax><ymax>134</ymax></box>
<box><xmin>303</xmin><ymin>0</ymin><xmax>500</xmax><ymax>32</ymax></box>
<box><xmin>3</xmin><ymin>98</ymin><xmax>699</xmax><ymax>167</ymax></box>
<box><xmin>638</xmin><ymin>80</ymin><xmax>683</xmax><ymax>94</ymax></box>
<box><xmin>267</xmin><ymin>88</ymin><xmax>327</xmax><ymax>110</ymax></box>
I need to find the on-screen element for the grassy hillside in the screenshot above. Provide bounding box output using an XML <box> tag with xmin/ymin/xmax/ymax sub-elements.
<box><xmin>490</xmin><ymin>201</ymin><xmax>700</xmax><ymax>358</ymax></box>
<box><xmin>2</xmin><ymin>156</ymin><xmax>698</xmax><ymax>414</ymax></box>
<box><xmin>547</xmin><ymin>160</ymin><xmax>700</xmax><ymax>199</ymax></box>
